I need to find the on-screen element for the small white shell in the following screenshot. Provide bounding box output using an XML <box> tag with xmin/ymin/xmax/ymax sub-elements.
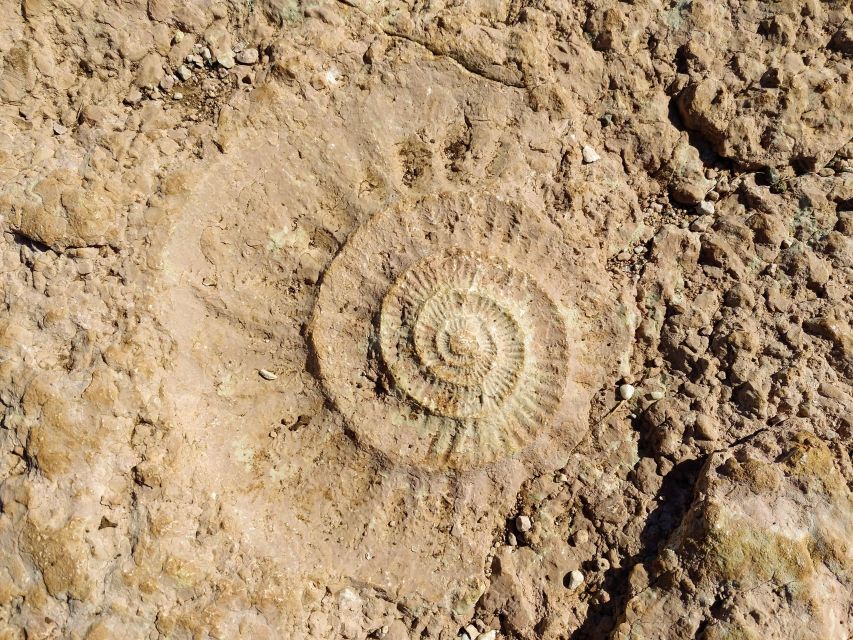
<box><xmin>618</xmin><ymin>383</ymin><xmax>636</xmax><ymax>400</ymax></box>
<box><xmin>259</xmin><ymin>369</ymin><xmax>278</xmax><ymax>380</ymax></box>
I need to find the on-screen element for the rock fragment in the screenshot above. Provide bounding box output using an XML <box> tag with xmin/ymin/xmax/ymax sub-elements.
<box><xmin>236</xmin><ymin>48</ymin><xmax>259</xmax><ymax>65</ymax></box>
<box><xmin>696</xmin><ymin>200</ymin><xmax>715</xmax><ymax>216</ymax></box>
<box><xmin>565</xmin><ymin>570</ymin><xmax>584</xmax><ymax>591</ymax></box>
<box><xmin>217</xmin><ymin>52</ymin><xmax>235</xmax><ymax>69</ymax></box>
<box><xmin>582</xmin><ymin>145</ymin><xmax>601</xmax><ymax>163</ymax></box>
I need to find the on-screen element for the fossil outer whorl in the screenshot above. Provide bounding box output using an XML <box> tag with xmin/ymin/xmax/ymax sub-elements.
<box><xmin>310</xmin><ymin>192</ymin><xmax>593</xmax><ymax>470</ymax></box>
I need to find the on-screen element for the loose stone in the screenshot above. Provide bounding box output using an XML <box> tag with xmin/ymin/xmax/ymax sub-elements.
<box><xmin>582</xmin><ymin>145</ymin><xmax>601</xmax><ymax>163</ymax></box>
<box><xmin>566</xmin><ymin>570</ymin><xmax>584</xmax><ymax>591</ymax></box>
<box><xmin>176</xmin><ymin>65</ymin><xmax>192</xmax><ymax>81</ymax></box>
<box><xmin>236</xmin><ymin>48</ymin><xmax>259</xmax><ymax>65</ymax></box>
<box><xmin>259</xmin><ymin>369</ymin><xmax>278</xmax><ymax>380</ymax></box>
<box><xmin>217</xmin><ymin>52</ymin><xmax>236</xmax><ymax>69</ymax></box>
<box><xmin>618</xmin><ymin>383</ymin><xmax>636</xmax><ymax>400</ymax></box>
<box><xmin>515</xmin><ymin>515</ymin><xmax>532</xmax><ymax>532</ymax></box>
<box><xmin>124</xmin><ymin>88</ymin><xmax>142</xmax><ymax>106</ymax></box>
<box><xmin>696</xmin><ymin>200</ymin><xmax>715</xmax><ymax>215</ymax></box>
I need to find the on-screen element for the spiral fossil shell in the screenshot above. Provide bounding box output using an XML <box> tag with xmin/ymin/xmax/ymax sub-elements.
<box><xmin>310</xmin><ymin>192</ymin><xmax>594</xmax><ymax>470</ymax></box>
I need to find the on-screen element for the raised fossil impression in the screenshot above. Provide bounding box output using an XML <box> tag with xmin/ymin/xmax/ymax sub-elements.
<box><xmin>310</xmin><ymin>192</ymin><xmax>613</xmax><ymax>470</ymax></box>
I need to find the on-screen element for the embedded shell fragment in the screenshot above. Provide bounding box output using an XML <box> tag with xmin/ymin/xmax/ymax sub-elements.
<box><xmin>310</xmin><ymin>192</ymin><xmax>608</xmax><ymax>470</ymax></box>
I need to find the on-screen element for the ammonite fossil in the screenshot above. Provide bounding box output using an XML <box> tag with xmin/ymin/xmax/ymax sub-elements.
<box><xmin>310</xmin><ymin>192</ymin><xmax>599</xmax><ymax>470</ymax></box>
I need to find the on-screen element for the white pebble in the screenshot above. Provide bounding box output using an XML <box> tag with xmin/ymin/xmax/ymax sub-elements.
<box><xmin>618</xmin><ymin>383</ymin><xmax>636</xmax><ymax>400</ymax></box>
<box><xmin>515</xmin><ymin>515</ymin><xmax>532</xmax><ymax>532</ymax></box>
<box><xmin>464</xmin><ymin>624</ymin><xmax>479</xmax><ymax>639</ymax></box>
<box><xmin>650</xmin><ymin>389</ymin><xmax>665</xmax><ymax>400</ymax></box>
<box><xmin>236</xmin><ymin>48</ymin><xmax>259</xmax><ymax>65</ymax></box>
<box><xmin>259</xmin><ymin>369</ymin><xmax>277</xmax><ymax>380</ymax></box>
<box><xmin>582</xmin><ymin>145</ymin><xmax>601</xmax><ymax>164</ymax></box>
<box><xmin>478</xmin><ymin>632</ymin><xmax>497</xmax><ymax>640</ymax></box>
<box><xmin>566</xmin><ymin>569</ymin><xmax>584</xmax><ymax>591</ymax></box>
<box><xmin>696</xmin><ymin>200</ymin><xmax>715</xmax><ymax>216</ymax></box>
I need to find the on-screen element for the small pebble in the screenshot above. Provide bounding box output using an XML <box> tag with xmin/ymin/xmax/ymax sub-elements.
<box><xmin>464</xmin><ymin>624</ymin><xmax>479</xmax><ymax>639</ymax></box>
<box><xmin>159</xmin><ymin>75</ymin><xmax>175</xmax><ymax>92</ymax></box>
<box><xmin>172</xmin><ymin>92</ymin><xmax>183</xmax><ymax>100</ymax></box>
<box><xmin>236</xmin><ymin>47</ymin><xmax>259</xmax><ymax>65</ymax></box>
<box><xmin>571</xmin><ymin>529</ymin><xmax>589</xmax><ymax>546</ymax></box>
<box><xmin>515</xmin><ymin>515</ymin><xmax>532</xmax><ymax>533</ymax></box>
<box><xmin>596</xmin><ymin>557</ymin><xmax>611</xmax><ymax>572</ymax></box>
<box><xmin>566</xmin><ymin>570</ymin><xmax>584</xmax><ymax>591</ymax></box>
<box><xmin>582</xmin><ymin>145</ymin><xmax>601</xmax><ymax>164</ymax></box>
<box><xmin>689</xmin><ymin>216</ymin><xmax>712</xmax><ymax>232</ymax></box>
<box><xmin>478</xmin><ymin>632</ymin><xmax>497</xmax><ymax>640</ymax></box>
<box><xmin>618</xmin><ymin>383</ymin><xmax>636</xmax><ymax>400</ymax></box>
<box><xmin>176</xmin><ymin>65</ymin><xmax>192</xmax><ymax>81</ymax></box>
<box><xmin>259</xmin><ymin>369</ymin><xmax>277</xmax><ymax>380</ymax></box>
<box><xmin>53</xmin><ymin>122</ymin><xmax>67</xmax><ymax>135</ymax></box>
<box><xmin>696</xmin><ymin>200</ymin><xmax>715</xmax><ymax>216</ymax></box>
<box><xmin>124</xmin><ymin>88</ymin><xmax>142</xmax><ymax>106</ymax></box>
<box><xmin>217</xmin><ymin>52</ymin><xmax>236</xmax><ymax>69</ymax></box>
<box><xmin>650</xmin><ymin>389</ymin><xmax>665</xmax><ymax>400</ymax></box>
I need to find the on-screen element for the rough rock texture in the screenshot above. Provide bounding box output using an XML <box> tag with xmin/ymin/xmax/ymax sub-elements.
<box><xmin>0</xmin><ymin>0</ymin><xmax>851</xmax><ymax>639</ymax></box>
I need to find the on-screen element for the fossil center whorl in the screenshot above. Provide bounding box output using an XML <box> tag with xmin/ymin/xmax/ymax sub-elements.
<box><xmin>379</xmin><ymin>250</ymin><xmax>556</xmax><ymax>421</ymax></box>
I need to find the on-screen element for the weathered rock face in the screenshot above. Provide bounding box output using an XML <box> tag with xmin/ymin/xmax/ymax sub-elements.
<box><xmin>0</xmin><ymin>0</ymin><xmax>851</xmax><ymax>638</ymax></box>
<box><xmin>614</xmin><ymin>430</ymin><xmax>852</xmax><ymax>640</ymax></box>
